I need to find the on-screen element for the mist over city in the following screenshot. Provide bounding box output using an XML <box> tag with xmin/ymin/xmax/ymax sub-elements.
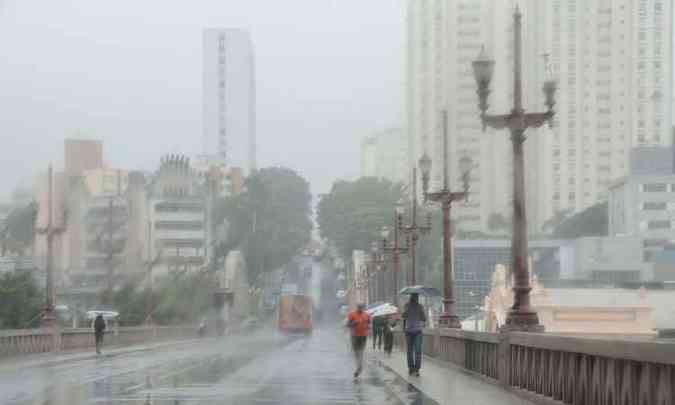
<box><xmin>0</xmin><ymin>1</ymin><xmax>674</xmax><ymax>405</ymax></box>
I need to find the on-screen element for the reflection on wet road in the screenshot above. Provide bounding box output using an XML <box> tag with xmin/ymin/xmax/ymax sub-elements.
<box><xmin>2</xmin><ymin>327</ymin><xmax>436</xmax><ymax>405</ymax></box>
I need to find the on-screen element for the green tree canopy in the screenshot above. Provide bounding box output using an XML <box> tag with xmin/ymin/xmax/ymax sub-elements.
<box><xmin>213</xmin><ymin>167</ymin><xmax>313</xmax><ymax>285</ymax></box>
<box><xmin>0</xmin><ymin>271</ymin><xmax>43</xmax><ymax>329</ymax></box>
<box><xmin>1</xmin><ymin>203</ymin><xmax>36</xmax><ymax>256</ymax></box>
<box><xmin>552</xmin><ymin>202</ymin><xmax>608</xmax><ymax>239</ymax></box>
<box><xmin>317</xmin><ymin>177</ymin><xmax>405</xmax><ymax>259</ymax></box>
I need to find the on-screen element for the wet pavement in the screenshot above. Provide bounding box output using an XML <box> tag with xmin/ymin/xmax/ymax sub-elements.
<box><xmin>1</xmin><ymin>327</ymin><xmax>437</xmax><ymax>405</ymax></box>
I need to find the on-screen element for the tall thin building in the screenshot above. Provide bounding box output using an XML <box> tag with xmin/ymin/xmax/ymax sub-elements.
<box><xmin>406</xmin><ymin>0</ymin><xmax>673</xmax><ymax>233</ymax></box>
<box><xmin>202</xmin><ymin>28</ymin><xmax>256</xmax><ymax>172</ymax></box>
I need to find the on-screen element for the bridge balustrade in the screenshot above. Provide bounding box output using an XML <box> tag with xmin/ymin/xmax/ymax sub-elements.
<box><xmin>395</xmin><ymin>329</ymin><xmax>675</xmax><ymax>404</ymax></box>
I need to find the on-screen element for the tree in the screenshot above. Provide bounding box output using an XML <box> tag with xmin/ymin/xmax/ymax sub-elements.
<box><xmin>542</xmin><ymin>209</ymin><xmax>572</xmax><ymax>234</ymax></box>
<box><xmin>552</xmin><ymin>202</ymin><xmax>608</xmax><ymax>239</ymax></box>
<box><xmin>317</xmin><ymin>177</ymin><xmax>405</xmax><ymax>260</ymax></box>
<box><xmin>0</xmin><ymin>203</ymin><xmax>37</xmax><ymax>256</ymax></box>
<box><xmin>487</xmin><ymin>212</ymin><xmax>511</xmax><ymax>233</ymax></box>
<box><xmin>0</xmin><ymin>271</ymin><xmax>43</xmax><ymax>329</ymax></box>
<box><xmin>214</xmin><ymin>167</ymin><xmax>313</xmax><ymax>285</ymax></box>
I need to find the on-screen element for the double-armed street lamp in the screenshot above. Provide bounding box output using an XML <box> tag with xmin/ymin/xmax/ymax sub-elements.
<box><xmin>381</xmin><ymin>204</ymin><xmax>408</xmax><ymax>305</ymax></box>
<box><xmin>398</xmin><ymin>169</ymin><xmax>432</xmax><ymax>286</ymax></box>
<box><xmin>418</xmin><ymin>116</ymin><xmax>472</xmax><ymax>329</ymax></box>
<box><xmin>471</xmin><ymin>7</ymin><xmax>556</xmax><ymax>331</ymax></box>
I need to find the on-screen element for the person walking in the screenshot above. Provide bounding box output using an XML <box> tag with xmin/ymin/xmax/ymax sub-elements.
<box><xmin>382</xmin><ymin>315</ymin><xmax>396</xmax><ymax>356</ymax></box>
<box><xmin>94</xmin><ymin>314</ymin><xmax>106</xmax><ymax>355</ymax></box>
<box><xmin>372</xmin><ymin>316</ymin><xmax>384</xmax><ymax>350</ymax></box>
<box><xmin>346</xmin><ymin>303</ymin><xmax>371</xmax><ymax>379</ymax></box>
<box><xmin>402</xmin><ymin>293</ymin><xmax>426</xmax><ymax>376</ymax></box>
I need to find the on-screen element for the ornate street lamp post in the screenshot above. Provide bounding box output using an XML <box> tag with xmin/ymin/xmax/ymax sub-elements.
<box><xmin>472</xmin><ymin>7</ymin><xmax>556</xmax><ymax>332</ymax></box>
<box><xmin>398</xmin><ymin>169</ymin><xmax>432</xmax><ymax>286</ymax></box>
<box><xmin>419</xmin><ymin>118</ymin><xmax>472</xmax><ymax>329</ymax></box>
<box><xmin>381</xmin><ymin>204</ymin><xmax>408</xmax><ymax>305</ymax></box>
<box><xmin>366</xmin><ymin>242</ymin><xmax>386</xmax><ymax>303</ymax></box>
<box><xmin>35</xmin><ymin>165</ymin><xmax>68</xmax><ymax>328</ymax></box>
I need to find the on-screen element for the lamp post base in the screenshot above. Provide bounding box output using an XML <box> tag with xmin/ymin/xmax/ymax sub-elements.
<box><xmin>41</xmin><ymin>311</ymin><xmax>57</xmax><ymax>329</ymax></box>
<box><xmin>501</xmin><ymin>310</ymin><xmax>545</xmax><ymax>332</ymax></box>
<box><xmin>438</xmin><ymin>313</ymin><xmax>462</xmax><ymax>329</ymax></box>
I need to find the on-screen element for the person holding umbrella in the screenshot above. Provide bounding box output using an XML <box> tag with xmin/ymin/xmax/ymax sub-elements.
<box><xmin>94</xmin><ymin>314</ymin><xmax>106</xmax><ymax>355</ymax></box>
<box><xmin>402</xmin><ymin>293</ymin><xmax>426</xmax><ymax>376</ymax></box>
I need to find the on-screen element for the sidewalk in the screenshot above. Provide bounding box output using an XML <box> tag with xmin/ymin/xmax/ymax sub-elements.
<box><xmin>374</xmin><ymin>348</ymin><xmax>535</xmax><ymax>405</ymax></box>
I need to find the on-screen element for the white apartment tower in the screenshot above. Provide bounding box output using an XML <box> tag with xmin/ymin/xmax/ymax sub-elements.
<box><xmin>202</xmin><ymin>28</ymin><xmax>256</xmax><ymax>172</ymax></box>
<box><xmin>406</xmin><ymin>0</ymin><xmax>672</xmax><ymax>233</ymax></box>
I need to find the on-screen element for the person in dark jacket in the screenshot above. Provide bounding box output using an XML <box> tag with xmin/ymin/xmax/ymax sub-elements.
<box><xmin>94</xmin><ymin>314</ymin><xmax>106</xmax><ymax>355</ymax></box>
<box><xmin>372</xmin><ymin>316</ymin><xmax>385</xmax><ymax>350</ymax></box>
<box><xmin>382</xmin><ymin>315</ymin><xmax>396</xmax><ymax>356</ymax></box>
<box><xmin>402</xmin><ymin>293</ymin><xmax>426</xmax><ymax>376</ymax></box>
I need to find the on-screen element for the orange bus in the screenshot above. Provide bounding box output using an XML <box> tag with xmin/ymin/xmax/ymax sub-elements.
<box><xmin>277</xmin><ymin>294</ymin><xmax>313</xmax><ymax>334</ymax></box>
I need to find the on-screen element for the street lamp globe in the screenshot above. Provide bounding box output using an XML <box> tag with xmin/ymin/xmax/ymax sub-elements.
<box><xmin>395</xmin><ymin>199</ymin><xmax>405</xmax><ymax>215</ymax></box>
<box><xmin>472</xmin><ymin>46</ymin><xmax>495</xmax><ymax>87</ymax></box>
<box><xmin>380</xmin><ymin>226</ymin><xmax>390</xmax><ymax>239</ymax></box>
<box><xmin>543</xmin><ymin>79</ymin><xmax>557</xmax><ymax>114</ymax></box>
<box><xmin>459</xmin><ymin>155</ymin><xmax>473</xmax><ymax>174</ymax></box>
<box><xmin>418</xmin><ymin>153</ymin><xmax>432</xmax><ymax>179</ymax></box>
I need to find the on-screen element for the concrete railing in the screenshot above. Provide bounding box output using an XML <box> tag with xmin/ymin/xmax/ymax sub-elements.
<box><xmin>0</xmin><ymin>325</ymin><xmax>196</xmax><ymax>358</ymax></box>
<box><xmin>395</xmin><ymin>328</ymin><xmax>675</xmax><ymax>405</ymax></box>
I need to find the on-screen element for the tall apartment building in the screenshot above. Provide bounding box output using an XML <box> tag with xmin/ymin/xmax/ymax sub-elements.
<box><xmin>406</xmin><ymin>0</ymin><xmax>673</xmax><ymax>233</ymax></box>
<box><xmin>360</xmin><ymin>128</ymin><xmax>408</xmax><ymax>184</ymax></box>
<box><xmin>202</xmin><ymin>28</ymin><xmax>256</xmax><ymax>172</ymax></box>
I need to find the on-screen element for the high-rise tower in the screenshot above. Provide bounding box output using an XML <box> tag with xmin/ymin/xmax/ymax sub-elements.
<box><xmin>202</xmin><ymin>28</ymin><xmax>256</xmax><ymax>172</ymax></box>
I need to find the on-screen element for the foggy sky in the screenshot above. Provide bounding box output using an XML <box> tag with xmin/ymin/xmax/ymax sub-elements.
<box><xmin>0</xmin><ymin>0</ymin><xmax>404</xmax><ymax>199</ymax></box>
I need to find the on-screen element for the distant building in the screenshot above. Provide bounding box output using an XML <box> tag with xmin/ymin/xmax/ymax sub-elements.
<box><xmin>147</xmin><ymin>155</ymin><xmax>206</xmax><ymax>277</ymax></box>
<box><xmin>360</xmin><ymin>128</ymin><xmax>408</xmax><ymax>184</ymax></box>
<box><xmin>566</xmin><ymin>236</ymin><xmax>652</xmax><ymax>282</ymax></box>
<box><xmin>64</xmin><ymin>139</ymin><xmax>103</xmax><ymax>177</ymax></box>
<box><xmin>609</xmin><ymin>173</ymin><xmax>675</xmax><ymax>261</ymax></box>
<box><xmin>630</xmin><ymin>147</ymin><xmax>675</xmax><ymax>175</ymax></box>
<box><xmin>202</xmin><ymin>28</ymin><xmax>256</xmax><ymax>172</ymax></box>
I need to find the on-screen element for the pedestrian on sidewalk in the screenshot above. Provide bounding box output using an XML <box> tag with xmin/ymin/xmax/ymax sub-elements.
<box><xmin>345</xmin><ymin>303</ymin><xmax>371</xmax><ymax>379</ymax></box>
<box><xmin>382</xmin><ymin>315</ymin><xmax>396</xmax><ymax>356</ymax></box>
<box><xmin>402</xmin><ymin>293</ymin><xmax>426</xmax><ymax>376</ymax></box>
<box><xmin>93</xmin><ymin>314</ymin><xmax>106</xmax><ymax>355</ymax></box>
<box><xmin>372</xmin><ymin>316</ymin><xmax>385</xmax><ymax>350</ymax></box>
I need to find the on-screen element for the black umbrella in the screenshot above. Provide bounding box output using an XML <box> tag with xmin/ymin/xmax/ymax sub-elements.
<box><xmin>398</xmin><ymin>285</ymin><xmax>441</xmax><ymax>297</ymax></box>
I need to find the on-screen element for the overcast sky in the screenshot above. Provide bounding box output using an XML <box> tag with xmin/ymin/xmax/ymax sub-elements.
<box><xmin>0</xmin><ymin>0</ymin><xmax>405</xmax><ymax>199</ymax></box>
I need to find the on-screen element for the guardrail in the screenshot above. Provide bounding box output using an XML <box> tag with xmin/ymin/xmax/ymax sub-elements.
<box><xmin>394</xmin><ymin>328</ymin><xmax>675</xmax><ymax>405</ymax></box>
<box><xmin>0</xmin><ymin>325</ymin><xmax>196</xmax><ymax>358</ymax></box>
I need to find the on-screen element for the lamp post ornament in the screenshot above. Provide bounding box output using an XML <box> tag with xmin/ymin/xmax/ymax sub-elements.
<box><xmin>472</xmin><ymin>7</ymin><xmax>556</xmax><ymax>332</ymax></box>
<box><xmin>419</xmin><ymin>112</ymin><xmax>472</xmax><ymax>329</ymax></box>
<box><xmin>398</xmin><ymin>169</ymin><xmax>432</xmax><ymax>286</ymax></box>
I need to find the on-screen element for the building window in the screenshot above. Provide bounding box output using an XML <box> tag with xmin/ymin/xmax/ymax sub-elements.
<box><xmin>648</xmin><ymin>220</ymin><xmax>671</xmax><ymax>230</ymax></box>
<box><xmin>642</xmin><ymin>202</ymin><xmax>667</xmax><ymax>210</ymax></box>
<box><xmin>643</xmin><ymin>183</ymin><xmax>667</xmax><ymax>192</ymax></box>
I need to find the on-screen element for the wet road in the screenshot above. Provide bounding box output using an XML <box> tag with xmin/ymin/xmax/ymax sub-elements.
<box><xmin>1</xmin><ymin>327</ymin><xmax>437</xmax><ymax>405</ymax></box>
